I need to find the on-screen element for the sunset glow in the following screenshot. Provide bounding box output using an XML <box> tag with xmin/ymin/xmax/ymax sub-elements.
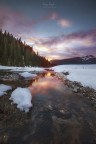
<box><xmin>0</xmin><ymin>0</ymin><xmax>96</xmax><ymax>60</ymax></box>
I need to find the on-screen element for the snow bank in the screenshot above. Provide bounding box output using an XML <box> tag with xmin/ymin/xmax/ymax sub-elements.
<box><xmin>19</xmin><ymin>72</ymin><xmax>37</xmax><ymax>78</ymax></box>
<box><xmin>67</xmin><ymin>69</ymin><xmax>96</xmax><ymax>89</ymax></box>
<box><xmin>0</xmin><ymin>84</ymin><xmax>12</xmax><ymax>96</ymax></box>
<box><xmin>10</xmin><ymin>87</ymin><xmax>32</xmax><ymax>112</ymax></box>
<box><xmin>51</xmin><ymin>64</ymin><xmax>96</xmax><ymax>72</ymax></box>
<box><xmin>52</xmin><ymin>65</ymin><xmax>96</xmax><ymax>90</ymax></box>
<box><xmin>0</xmin><ymin>65</ymin><xmax>45</xmax><ymax>72</ymax></box>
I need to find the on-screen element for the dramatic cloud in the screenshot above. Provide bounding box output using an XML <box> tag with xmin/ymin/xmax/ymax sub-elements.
<box><xmin>0</xmin><ymin>1</ymin><xmax>95</xmax><ymax>60</ymax></box>
<box><xmin>24</xmin><ymin>29</ymin><xmax>96</xmax><ymax>60</ymax></box>
<box><xmin>0</xmin><ymin>5</ymin><xmax>72</xmax><ymax>36</ymax></box>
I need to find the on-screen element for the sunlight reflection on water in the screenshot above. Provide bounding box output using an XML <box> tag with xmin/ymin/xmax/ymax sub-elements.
<box><xmin>29</xmin><ymin>72</ymin><xmax>63</xmax><ymax>95</ymax></box>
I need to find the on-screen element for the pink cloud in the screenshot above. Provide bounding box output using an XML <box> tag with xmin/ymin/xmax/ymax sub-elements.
<box><xmin>58</xmin><ymin>19</ymin><xmax>72</xmax><ymax>28</ymax></box>
<box><xmin>32</xmin><ymin>29</ymin><xmax>96</xmax><ymax>59</ymax></box>
<box><xmin>0</xmin><ymin>5</ymin><xmax>72</xmax><ymax>36</ymax></box>
<box><xmin>16</xmin><ymin>29</ymin><xmax>96</xmax><ymax>60</ymax></box>
<box><xmin>47</xmin><ymin>12</ymin><xmax>72</xmax><ymax>28</ymax></box>
<box><xmin>0</xmin><ymin>6</ymin><xmax>37</xmax><ymax>35</ymax></box>
<box><xmin>39</xmin><ymin>12</ymin><xmax>72</xmax><ymax>28</ymax></box>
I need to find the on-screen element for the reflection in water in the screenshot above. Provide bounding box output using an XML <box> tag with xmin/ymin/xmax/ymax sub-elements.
<box><xmin>46</xmin><ymin>72</ymin><xmax>51</xmax><ymax>77</ymax></box>
<box><xmin>29</xmin><ymin>72</ymin><xmax>62</xmax><ymax>95</ymax></box>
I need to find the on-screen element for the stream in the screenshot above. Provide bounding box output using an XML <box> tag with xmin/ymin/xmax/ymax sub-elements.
<box><xmin>0</xmin><ymin>70</ymin><xmax>96</xmax><ymax>144</ymax></box>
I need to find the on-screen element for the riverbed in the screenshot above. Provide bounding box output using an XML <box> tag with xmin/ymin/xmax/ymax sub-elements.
<box><xmin>0</xmin><ymin>70</ymin><xmax>96</xmax><ymax>144</ymax></box>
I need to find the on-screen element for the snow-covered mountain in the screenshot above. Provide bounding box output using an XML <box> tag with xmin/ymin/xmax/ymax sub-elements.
<box><xmin>81</xmin><ymin>55</ymin><xmax>95</xmax><ymax>61</ymax></box>
<box><xmin>51</xmin><ymin>55</ymin><xmax>96</xmax><ymax>65</ymax></box>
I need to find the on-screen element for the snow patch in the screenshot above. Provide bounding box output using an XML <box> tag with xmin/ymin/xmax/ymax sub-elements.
<box><xmin>19</xmin><ymin>72</ymin><xmax>37</xmax><ymax>78</ymax></box>
<box><xmin>0</xmin><ymin>84</ymin><xmax>12</xmax><ymax>96</ymax></box>
<box><xmin>10</xmin><ymin>87</ymin><xmax>32</xmax><ymax>112</ymax></box>
<box><xmin>52</xmin><ymin>64</ymin><xmax>96</xmax><ymax>90</ymax></box>
<box><xmin>0</xmin><ymin>65</ymin><xmax>45</xmax><ymax>72</ymax></box>
<box><xmin>81</xmin><ymin>55</ymin><xmax>94</xmax><ymax>61</ymax></box>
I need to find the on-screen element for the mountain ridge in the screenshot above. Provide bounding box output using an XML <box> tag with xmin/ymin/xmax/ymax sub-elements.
<box><xmin>51</xmin><ymin>55</ymin><xmax>96</xmax><ymax>65</ymax></box>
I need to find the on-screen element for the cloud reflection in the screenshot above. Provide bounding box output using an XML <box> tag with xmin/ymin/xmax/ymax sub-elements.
<box><xmin>29</xmin><ymin>72</ymin><xmax>61</xmax><ymax>95</ymax></box>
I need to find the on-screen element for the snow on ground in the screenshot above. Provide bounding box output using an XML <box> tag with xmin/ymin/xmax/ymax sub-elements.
<box><xmin>10</xmin><ymin>87</ymin><xmax>32</xmax><ymax>112</ymax></box>
<box><xmin>0</xmin><ymin>65</ymin><xmax>45</xmax><ymax>72</ymax></box>
<box><xmin>52</xmin><ymin>65</ymin><xmax>96</xmax><ymax>90</ymax></box>
<box><xmin>19</xmin><ymin>72</ymin><xmax>37</xmax><ymax>78</ymax></box>
<box><xmin>0</xmin><ymin>84</ymin><xmax>12</xmax><ymax>96</ymax></box>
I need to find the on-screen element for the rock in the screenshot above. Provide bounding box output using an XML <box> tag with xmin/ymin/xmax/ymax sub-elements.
<box><xmin>45</xmin><ymin>104</ymin><xmax>53</xmax><ymax>111</ymax></box>
<box><xmin>52</xmin><ymin>115</ymin><xmax>57</xmax><ymax>121</ymax></box>
<box><xmin>52</xmin><ymin>115</ymin><xmax>65</xmax><ymax>124</ymax></box>
<box><xmin>59</xmin><ymin>109</ymin><xmax>65</xmax><ymax>114</ymax></box>
<box><xmin>62</xmin><ymin>72</ymin><xmax>69</xmax><ymax>75</ymax></box>
<box><xmin>0</xmin><ymin>134</ymin><xmax>9</xmax><ymax>144</ymax></box>
<box><xmin>56</xmin><ymin>72</ymin><xmax>67</xmax><ymax>80</ymax></box>
<box><xmin>48</xmin><ymin>105</ymin><xmax>53</xmax><ymax>110</ymax></box>
<box><xmin>72</xmin><ymin>87</ymin><xmax>80</xmax><ymax>93</ymax></box>
<box><xmin>56</xmin><ymin>71</ymin><xmax>96</xmax><ymax>110</ymax></box>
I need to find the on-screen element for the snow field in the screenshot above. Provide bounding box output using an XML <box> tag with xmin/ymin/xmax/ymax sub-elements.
<box><xmin>52</xmin><ymin>65</ymin><xmax>96</xmax><ymax>90</ymax></box>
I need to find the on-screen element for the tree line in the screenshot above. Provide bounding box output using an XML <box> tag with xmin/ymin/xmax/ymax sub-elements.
<box><xmin>0</xmin><ymin>30</ymin><xmax>51</xmax><ymax>67</ymax></box>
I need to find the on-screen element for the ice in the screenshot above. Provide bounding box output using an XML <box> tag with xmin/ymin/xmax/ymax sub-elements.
<box><xmin>0</xmin><ymin>84</ymin><xmax>12</xmax><ymax>96</ymax></box>
<box><xmin>19</xmin><ymin>72</ymin><xmax>37</xmax><ymax>78</ymax></box>
<box><xmin>10</xmin><ymin>87</ymin><xmax>32</xmax><ymax>112</ymax></box>
<box><xmin>52</xmin><ymin>64</ymin><xmax>96</xmax><ymax>90</ymax></box>
<box><xmin>0</xmin><ymin>65</ymin><xmax>45</xmax><ymax>72</ymax></box>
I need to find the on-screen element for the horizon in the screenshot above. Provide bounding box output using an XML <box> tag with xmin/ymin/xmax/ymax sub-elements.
<box><xmin>0</xmin><ymin>0</ymin><xmax>96</xmax><ymax>60</ymax></box>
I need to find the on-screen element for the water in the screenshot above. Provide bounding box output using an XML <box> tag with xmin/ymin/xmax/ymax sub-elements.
<box><xmin>0</xmin><ymin>71</ymin><xmax>96</xmax><ymax>144</ymax></box>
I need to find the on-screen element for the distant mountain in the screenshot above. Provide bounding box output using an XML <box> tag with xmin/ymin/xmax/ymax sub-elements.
<box><xmin>51</xmin><ymin>55</ymin><xmax>96</xmax><ymax>65</ymax></box>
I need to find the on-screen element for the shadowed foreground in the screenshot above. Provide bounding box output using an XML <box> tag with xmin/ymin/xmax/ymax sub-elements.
<box><xmin>0</xmin><ymin>71</ymin><xmax>96</xmax><ymax>144</ymax></box>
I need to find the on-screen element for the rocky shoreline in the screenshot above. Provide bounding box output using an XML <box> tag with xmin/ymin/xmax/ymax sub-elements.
<box><xmin>56</xmin><ymin>72</ymin><xmax>96</xmax><ymax>110</ymax></box>
<box><xmin>0</xmin><ymin>70</ymin><xmax>96</xmax><ymax>143</ymax></box>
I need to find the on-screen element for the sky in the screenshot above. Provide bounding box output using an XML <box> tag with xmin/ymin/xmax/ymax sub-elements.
<box><xmin>0</xmin><ymin>0</ymin><xmax>96</xmax><ymax>60</ymax></box>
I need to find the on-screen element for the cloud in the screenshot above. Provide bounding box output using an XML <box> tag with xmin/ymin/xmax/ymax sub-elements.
<box><xmin>48</xmin><ymin>12</ymin><xmax>72</xmax><ymax>28</ymax></box>
<box><xmin>26</xmin><ymin>29</ymin><xmax>96</xmax><ymax>59</ymax></box>
<box><xmin>1</xmin><ymin>5</ymin><xmax>94</xmax><ymax>60</ymax></box>
<box><xmin>39</xmin><ymin>29</ymin><xmax>96</xmax><ymax>46</ymax></box>
<box><xmin>0</xmin><ymin>4</ymin><xmax>72</xmax><ymax>37</ymax></box>
<box><xmin>0</xmin><ymin>6</ymin><xmax>37</xmax><ymax>35</ymax></box>
<box><xmin>58</xmin><ymin>19</ymin><xmax>72</xmax><ymax>28</ymax></box>
<box><xmin>9</xmin><ymin>28</ymin><xmax>96</xmax><ymax>60</ymax></box>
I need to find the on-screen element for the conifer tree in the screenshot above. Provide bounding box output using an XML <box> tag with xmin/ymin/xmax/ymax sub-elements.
<box><xmin>0</xmin><ymin>30</ymin><xmax>51</xmax><ymax>67</ymax></box>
